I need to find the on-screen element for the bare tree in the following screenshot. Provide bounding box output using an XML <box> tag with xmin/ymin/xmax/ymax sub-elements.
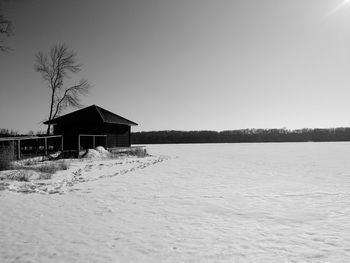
<box><xmin>35</xmin><ymin>44</ymin><xmax>91</xmax><ymax>135</ymax></box>
<box><xmin>0</xmin><ymin>10</ymin><xmax>13</xmax><ymax>52</ymax></box>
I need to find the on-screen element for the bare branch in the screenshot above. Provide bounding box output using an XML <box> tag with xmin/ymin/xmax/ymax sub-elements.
<box><xmin>0</xmin><ymin>11</ymin><xmax>13</xmax><ymax>52</ymax></box>
<box><xmin>34</xmin><ymin>44</ymin><xmax>91</xmax><ymax>135</ymax></box>
<box><xmin>52</xmin><ymin>79</ymin><xmax>91</xmax><ymax>120</ymax></box>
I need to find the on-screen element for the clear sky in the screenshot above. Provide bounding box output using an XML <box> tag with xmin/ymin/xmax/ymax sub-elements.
<box><xmin>1</xmin><ymin>0</ymin><xmax>350</xmax><ymax>133</ymax></box>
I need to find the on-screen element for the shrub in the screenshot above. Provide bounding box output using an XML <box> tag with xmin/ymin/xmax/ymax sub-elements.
<box><xmin>0</xmin><ymin>143</ymin><xmax>15</xmax><ymax>171</ymax></box>
<box><xmin>36</xmin><ymin>160</ymin><xmax>69</xmax><ymax>174</ymax></box>
<box><xmin>110</xmin><ymin>147</ymin><xmax>148</xmax><ymax>158</ymax></box>
<box><xmin>131</xmin><ymin>147</ymin><xmax>148</xmax><ymax>157</ymax></box>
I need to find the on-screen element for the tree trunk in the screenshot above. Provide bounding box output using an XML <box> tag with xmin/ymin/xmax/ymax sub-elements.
<box><xmin>46</xmin><ymin>88</ymin><xmax>55</xmax><ymax>136</ymax></box>
<box><xmin>46</xmin><ymin>124</ymin><xmax>51</xmax><ymax>136</ymax></box>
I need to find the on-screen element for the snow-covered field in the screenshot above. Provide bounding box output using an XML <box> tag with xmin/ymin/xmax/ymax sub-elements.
<box><xmin>1</xmin><ymin>143</ymin><xmax>350</xmax><ymax>262</ymax></box>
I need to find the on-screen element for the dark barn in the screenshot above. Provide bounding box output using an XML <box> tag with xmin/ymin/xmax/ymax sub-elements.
<box><xmin>44</xmin><ymin>105</ymin><xmax>138</xmax><ymax>151</ymax></box>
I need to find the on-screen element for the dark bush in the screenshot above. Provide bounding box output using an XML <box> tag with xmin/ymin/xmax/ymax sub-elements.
<box><xmin>0</xmin><ymin>143</ymin><xmax>15</xmax><ymax>171</ymax></box>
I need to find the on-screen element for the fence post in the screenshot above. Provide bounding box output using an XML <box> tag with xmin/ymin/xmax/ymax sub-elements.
<box><xmin>17</xmin><ymin>140</ymin><xmax>20</xmax><ymax>160</ymax></box>
<box><xmin>61</xmin><ymin>136</ymin><xmax>64</xmax><ymax>152</ymax></box>
<box><xmin>35</xmin><ymin>138</ymin><xmax>38</xmax><ymax>156</ymax></box>
<box><xmin>78</xmin><ymin>135</ymin><xmax>80</xmax><ymax>158</ymax></box>
<box><xmin>44</xmin><ymin>137</ymin><xmax>47</xmax><ymax>155</ymax></box>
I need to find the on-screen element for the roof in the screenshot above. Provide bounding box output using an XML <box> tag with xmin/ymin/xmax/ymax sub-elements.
<box><xmin>44</xmin><ymin>105</ymin><xmax>138</xmax><ymax>126</ymax></box>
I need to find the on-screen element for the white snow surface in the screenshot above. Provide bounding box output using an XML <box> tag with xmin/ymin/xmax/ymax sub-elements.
<box><xmin>84</xmin><ymin>146</ymin><xmax>111</xmax><ymax>159</ymax></box>
<box><xmin>1</xmin><ymin>143</ymin><xmax>350</xmax><ymax>262</ymax></box>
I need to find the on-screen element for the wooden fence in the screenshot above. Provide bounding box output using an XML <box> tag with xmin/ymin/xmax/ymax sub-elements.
<box><xmin>0</xmin><ymin>135</ymin><xmax>63</xmax><ymax>160</ymax></box>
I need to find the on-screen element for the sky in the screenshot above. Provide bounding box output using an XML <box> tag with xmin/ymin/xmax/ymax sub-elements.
<box><xmin>1</xmin><ymin>0</ymin><xmax>350</xmax><ymax>133</ymax></box>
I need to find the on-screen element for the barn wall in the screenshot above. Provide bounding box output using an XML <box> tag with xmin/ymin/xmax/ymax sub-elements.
<box><xmin>54</xmin><ymin>123</ymin><xmax>102</xmax><ymax>136</ymax></box>
<box><xmin>53</xmin><ymin>122</ymin><xmax>131</xmax><ymax>149</ymax></box>
<box><xmin>54</xmin><ymin>123</ymin><xmax>102</xmax><ymax>150</ymax></box>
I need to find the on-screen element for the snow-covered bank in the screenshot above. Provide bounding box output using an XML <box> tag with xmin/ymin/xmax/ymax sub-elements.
<box><xmin>1</xmin><ymin>143</ymin><xmax>350</xmax><ymax>262</ymax></box>
<box><xmin>0</xmin><ymin>148</ymin><xmax>167</xmax><ymax>194</ymax></box>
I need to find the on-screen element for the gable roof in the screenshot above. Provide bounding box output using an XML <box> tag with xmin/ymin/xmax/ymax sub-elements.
<box><xmin>43</xmin><ymin>105</ymin><xmax>138</xmax><ymax>126</ymax></box>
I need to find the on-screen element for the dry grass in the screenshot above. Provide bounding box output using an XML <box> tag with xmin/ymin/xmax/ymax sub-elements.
<box><xmin>1</xmin><ymin>169</ymin><xmax>55</xmax><ymax>182</ymax></box>
<box><xmin>6</xmin><ymin>170</ymin><xmax>30</xmax><ymax>182</ymax></box>
<box><xmin>37</xmin><ymin>172</ymin><xmax>54</xmax><ymax>180</ymax></box>
<box><xmin>110</xmin><ymin>148</ymin><xmax>148</xmax><ymax>158</ymax></box>
<box><xmin>35</xmin><ymin>160</ymin><xmax>69</xmax><ymax>174</ymax></box>
<box><xmin>1</xmin><ymin>159</ymin><xmax>70</xmax><ymax>182</ymax></box>
<box><xmin>130</xmin><ymin>147</ymin><xmax>148</xmax><ymax>157</ymax></box>
<box><xmin>23</xmin><ymin>159</ymin><xmax>36</xmax><ymax>166</ymax></box>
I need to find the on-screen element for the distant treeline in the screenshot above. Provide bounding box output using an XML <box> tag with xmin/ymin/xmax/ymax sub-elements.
<box><xmin>132</xmin><ymin>128</ymin><xmax>350</xmax><ymax>144</ymax></box>
<box><xmin>0</xmin><ymin>128</ymin><xmax>19</xmax><ymax>137</ymax></box>
<box><xmin>0</xmin><ymin>129</ymin><xmax>45</xmax><ymax>138</ymax></box>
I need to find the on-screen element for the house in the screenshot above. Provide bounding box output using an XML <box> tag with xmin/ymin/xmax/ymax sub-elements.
<box><xmin>43</xmin><ymin>105</ymin><xmax>138</xmax><ymax>151</ymax></box>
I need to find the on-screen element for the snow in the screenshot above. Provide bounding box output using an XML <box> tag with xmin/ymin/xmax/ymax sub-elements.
<box><xmin>83</xmin><ymin>146</ymin><xmax>112</xmax><ymax>159</ymax></box>
<box><xmin>1</xmin><ymin>143</ymin><xmax>350</xmax><ymax>262</ymax></box>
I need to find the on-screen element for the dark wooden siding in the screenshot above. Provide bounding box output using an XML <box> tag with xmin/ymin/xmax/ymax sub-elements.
<box><xmin>54</xmin><ymin>123</ymin><xmax>102</xmax><ymax>136</ymax></box>
<box><xmin>54</xmin><ymin>122</ymin><xmax>131</xmax><ymax>149</ymax></box>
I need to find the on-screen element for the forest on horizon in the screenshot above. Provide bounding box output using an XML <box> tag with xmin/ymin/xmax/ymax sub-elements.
<box><xmin>3</xmin><ymin>127</ymin><xmax>350</xmax><ymax>144</ymax></box>
<box><xmin>132</xmin><ymin>128</ymin><xmax>350</xmax><ymax>144</ymax></box>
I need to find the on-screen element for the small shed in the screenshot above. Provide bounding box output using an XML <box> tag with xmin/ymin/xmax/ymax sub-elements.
<box><xmin>44</xmin><ymin>105</ymin><xmax>138</xmax><ymax>151</ymax></box>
